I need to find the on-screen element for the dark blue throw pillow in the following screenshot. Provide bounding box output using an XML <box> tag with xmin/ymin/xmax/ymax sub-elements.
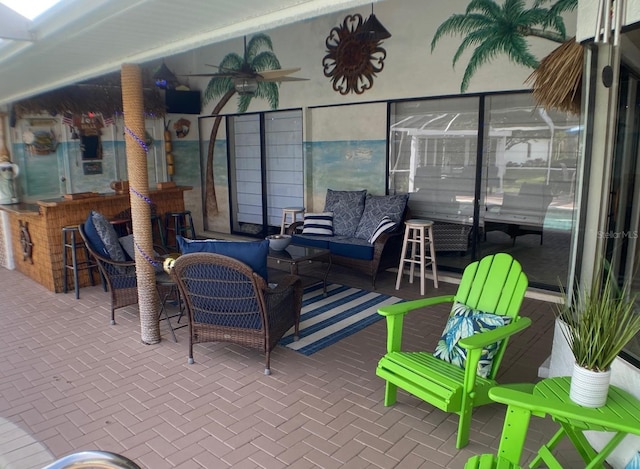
<box><xmin>177</xmin><ymin>236</ymin><xmax>270</xmax><ymax>281</ymax></box>
<box><xmin>83</xmin><ymin>211</ymin><xmax>109</xmax><ymax>258</ymax></box>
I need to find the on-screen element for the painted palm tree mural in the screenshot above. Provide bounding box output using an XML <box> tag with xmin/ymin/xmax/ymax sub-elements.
<box><xmin>431</xmin><ymin>0</ymin><xmax>577</xmax><ymax>93</ymax></box>
<box><xmin>202</xmin><ymin>34</ymin><xmax>282</xmax><ymax>223</ymax></box>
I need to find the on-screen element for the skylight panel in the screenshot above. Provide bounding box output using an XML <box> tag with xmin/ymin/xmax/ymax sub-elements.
<box><xmin>0</xmin><ymin>0</ymin><xmax>62</xmax><ymax>20</ymax></box>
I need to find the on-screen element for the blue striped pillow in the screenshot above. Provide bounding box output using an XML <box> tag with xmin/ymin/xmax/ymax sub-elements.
<box><xmin>368</xmin><ymin>216</ymin><xmax>396</xmax><ymax>243</ymax></box>
<box><xmin>302</xmin><ymin>212</ymin><xmax>334</xmax><ymax>236</ymax></box>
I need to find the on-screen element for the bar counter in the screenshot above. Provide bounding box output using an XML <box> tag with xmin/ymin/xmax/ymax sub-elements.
<box><xmin>0</xmin><ymin>186</ymin><xmax>191</xmax><ymax>293</ymax></box>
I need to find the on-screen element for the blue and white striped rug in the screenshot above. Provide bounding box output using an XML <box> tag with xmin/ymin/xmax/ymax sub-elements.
<box><xmin>280</xmin><ymin>283</ymin><xmax>404</xmax><ymax>356</ymax></box>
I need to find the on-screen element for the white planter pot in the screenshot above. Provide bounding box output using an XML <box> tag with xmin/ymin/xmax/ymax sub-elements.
<box><xmin>570</xmin><ymin>362</ymin><xmax>611</xmax><ymax>408</ymax></box>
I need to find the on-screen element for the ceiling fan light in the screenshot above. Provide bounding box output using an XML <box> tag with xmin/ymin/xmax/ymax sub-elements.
<box><xmin>358</xmin><ymin>13</ymin><xmax>391</xmax><ymax>41</ymax></box>
<box><xmin>233</xmin><ymin>77</ymin><xmax>258</xmax><ymax>96</ymax></box>
<box><xmin>153</xmin><ymin>60</ymin><xmax>178</xmax><ymax>89</ymax></box>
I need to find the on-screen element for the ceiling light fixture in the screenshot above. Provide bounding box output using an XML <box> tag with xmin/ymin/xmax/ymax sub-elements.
<box><xmin>233</xmin><ymin>77</ymin><xmax>259</xmax><ymax>96</ymax></box>
<box><xmin>358</xmin><ymin>4</ymin><xmax>391</xmax><ymax>41</ymax></box>
<box><xmin>153</xmin><ymin>60</ymin><xmax>178</xmax><ymax>89</ymax></box>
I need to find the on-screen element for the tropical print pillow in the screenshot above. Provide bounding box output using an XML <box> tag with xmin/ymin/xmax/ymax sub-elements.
<box><xmin>433</xmin><ymin>301</ymin><xmax>512</xmax><ymax>378</ymax></box>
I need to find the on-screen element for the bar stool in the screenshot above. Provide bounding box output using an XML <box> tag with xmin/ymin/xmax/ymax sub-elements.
<box><xmin>62</xmin><ymin>225</ymin><xmax>100</xmax><ymax>299</ymax></box>
<box><xmin>110</xmin><ymin>208</ymin><xmax>132</xmax><ymax>237</ymax></box>
<box><xmin>109</xmin><ymin>218</ymin><xmax>131</xmax><ymax>237</ymax></box>
<box><xmin>165</xmin><ymin>210</ymin><xmax>196</xmax><ymax>250</ymax></box>
<box><xmin>150</xmin><ymin>205</ymin><xmax>166</xmax><ymax>249</ymax></box>
<box><xmin>281</xmin><ymin>207</ymin><xmax>305</xmax><ymax>234</ymax></box>
<box><xmin>396</xmin><ymin>219</ymin><xmax>439</xmax><ymax>295</ymax></box>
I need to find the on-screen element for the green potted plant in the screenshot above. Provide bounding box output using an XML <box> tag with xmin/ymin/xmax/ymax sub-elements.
<box><xmin>556</xmin><ymin>261</ymin><xmax>640</xmax><ymax>408</ymax></box>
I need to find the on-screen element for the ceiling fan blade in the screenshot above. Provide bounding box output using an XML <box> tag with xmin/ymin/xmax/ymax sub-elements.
<box><xmin>257</xmin><ymin>68</ymin><xmax>302</xmax><ymax>79</ymax></box>
<box><xmin>180</xmin><ymin>72</ymin><xmax>234</xmax><ymax>77</ymax></box>
<box><xmin>260</xmin><ymin>75</ymin><xmax>309</xmax><ymax>83</ymax></box>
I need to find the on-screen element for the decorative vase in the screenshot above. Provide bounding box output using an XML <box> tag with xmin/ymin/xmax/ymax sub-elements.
<box><xmin>569</xmin><ymin>362</ymin><xmax>611</xmax><ymax>408</ymax></box>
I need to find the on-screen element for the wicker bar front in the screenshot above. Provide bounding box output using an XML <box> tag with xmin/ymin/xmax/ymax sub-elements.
<box><xmin>1</xmin><ymin>186</ymin><xmax>190</xmax><ymax>293</ymax></box>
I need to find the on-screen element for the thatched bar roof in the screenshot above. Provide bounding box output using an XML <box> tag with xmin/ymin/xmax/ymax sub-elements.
<box><xmin>12</xmin><ymin>70</ymin><xmax>166</xmax><ymax>121</ymax></box>
<box><xmin>525</xmin><ymin>38</ymin><xmax>584</xmax><ymax>116</ymax></box>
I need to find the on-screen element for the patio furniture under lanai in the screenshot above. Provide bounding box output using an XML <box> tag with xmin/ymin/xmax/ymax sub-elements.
<box><xmin>170</xmin><ymin>252</ymin><xmax>303</xmax><ymax>375</ymax></box>
<box><xmin>376</xmin><ymin>253</ymin><xmax>531</xmax><ymax>449</ymax></box>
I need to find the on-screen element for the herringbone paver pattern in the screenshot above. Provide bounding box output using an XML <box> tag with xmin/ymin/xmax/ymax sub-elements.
<box><xmin>0</xmin><ymin>263</ymin><xmax>584</xmax><ymax>468</ymax></box>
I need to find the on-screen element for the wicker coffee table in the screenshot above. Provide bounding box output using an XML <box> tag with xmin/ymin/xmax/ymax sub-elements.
<box><xmin>268</xmin><ymin>244</ymin><xmax>331</xmax><ymax>294</ymax></box>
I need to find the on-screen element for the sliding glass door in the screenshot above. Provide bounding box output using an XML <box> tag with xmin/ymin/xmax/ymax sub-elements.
<box><xmin>389</xmin><ymin>92</ymin><xmax>580</xmax><ymax>289</ymax></box>
<box><xmin>605</xmin><ymin>65</ymin><xmax>640</xmax><ymax>364</ymax></box>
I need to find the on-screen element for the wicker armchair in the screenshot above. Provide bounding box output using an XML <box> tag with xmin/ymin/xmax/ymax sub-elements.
<box><xmin>79</xmin><ymin>223</ymin><xmax>139</xmax><ymax>325</ymax></box>
<box><xmin>171</xmin><ymin>252</ymin><xmax>302</xmax><ymax>375</ymax></box>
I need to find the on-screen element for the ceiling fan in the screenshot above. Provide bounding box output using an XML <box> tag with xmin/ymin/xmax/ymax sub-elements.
<box><xmin>185</xmin><ymin>36</ymin><xmax>307</xmax><ymax>96</ymax></box>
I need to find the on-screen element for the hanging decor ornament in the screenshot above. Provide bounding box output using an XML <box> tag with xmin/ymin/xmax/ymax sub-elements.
<box><xmin>322</xmin><ymin>13</ymin><xmax>389</xmax><ymax>95</ymax></box>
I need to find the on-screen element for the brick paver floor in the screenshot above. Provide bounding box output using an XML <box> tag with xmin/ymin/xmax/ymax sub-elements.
<box><xmin>0</xmin><ymin>262</ymin><xmax>585</xmax><ymax>468</ymax></box>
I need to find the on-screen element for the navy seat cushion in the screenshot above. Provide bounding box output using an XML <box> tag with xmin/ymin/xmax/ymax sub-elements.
<box><xmin>291</xmin><ymin>234</ymin><xmax>331</xmax><ymax>249</ymax></box>
<box><xmin>294</xmin><ymin>234</ymin><xmax>375</xmax><ymax>260</ymax></box>
<box><xmin>177</xmin><ymin>236</ymin><xmax>269</xmax><ymax>281</ymax></box>
<box><xmin>329</xmin><ymin>237</ymin><xmax>374</xmax><ymax>260</ymax></box>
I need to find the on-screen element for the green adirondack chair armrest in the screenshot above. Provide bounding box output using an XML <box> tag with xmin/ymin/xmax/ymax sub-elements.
<box><xmin>458</xmin><ymin>317</ymin><xmax>532</xmax><ymax>350</ymax></box>
<box><xmin>458</xmin><ymin>318</ymin><xmax>532</xmax><ymax>390</ymax></box>
<box><xmin>378</xmin><ymin>295</ymin><xmax>456</xmax><ymax>352</ymax></box>
<box><xmin>377</xmin><ymin>294</ymin><xmax>456</xmax><ymax>317</ymax></box>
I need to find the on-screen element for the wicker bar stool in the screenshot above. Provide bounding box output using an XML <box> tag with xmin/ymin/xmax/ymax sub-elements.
<box><xmin>165</xmin><ymin>210</ymin><xmax>196</xmax><ymax>250</ymax></box>
<box><xmin>62</xmin><ymin>225</ymin><xmax>100</xmax><ymax>299</ymax></box>
<box><xmin>280</xmin><ymin>207</ymin><xmax>305</xmax><ymax>234</ymax></box>
<box><xmin>395</xmin><ymin>219</ymin><xmax>439</xmax><ymax>295</ymax></box>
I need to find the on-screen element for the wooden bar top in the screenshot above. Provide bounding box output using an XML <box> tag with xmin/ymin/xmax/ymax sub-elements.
<box><xmin>0</xmin><ymin>202</ymin><xmax>40</xmax><ymax>215</ymax></box>
<box><xmin>36</xmin><ymin>185</ymin><xmax>192</xmax><ymax>207</ymax></box>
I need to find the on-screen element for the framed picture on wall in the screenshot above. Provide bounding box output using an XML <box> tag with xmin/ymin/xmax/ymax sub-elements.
<box><xmin>82</xmin><ymin>161</ymin><xmax>102</xmax><ymax>175</ymax></box>
<box><xmin>22</xmin><ymin>119</ymin><xmax>59</xmax><ymax>155</ymax></box>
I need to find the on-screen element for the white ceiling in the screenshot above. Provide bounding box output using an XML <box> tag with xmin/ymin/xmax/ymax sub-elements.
<box><xmin>0</xmin><ymin>0</ymin><xmax>374</xmax><ymax>107</ymax></box>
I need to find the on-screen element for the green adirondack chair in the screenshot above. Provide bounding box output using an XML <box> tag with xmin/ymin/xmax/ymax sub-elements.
<box><xmin>376</xmin><ymin>253</ymin><xmax>531</xmax><ymax>449</ymax></box>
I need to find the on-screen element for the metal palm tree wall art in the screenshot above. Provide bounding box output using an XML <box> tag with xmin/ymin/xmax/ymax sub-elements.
<box><xmin>431</xmin><ymin>0</ymin><xmax>577</xmax><ymax>93</ymax></box>
<box><xmin>322</xmin><ymin>13</ymin><xmax>389</xmax><ymax>95</ymax></box>
<box><xmin>194</xmin><ymin>34</ymin><xmax>305</xmax><ymax>222</ymax></box>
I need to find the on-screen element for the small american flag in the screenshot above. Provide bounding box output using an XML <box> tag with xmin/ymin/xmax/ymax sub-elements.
<box><xmin>62</xmin><ymin>112</ymin><xmax>73</xmax><ymax>125</ymax></box>
<box><xmin>103</xmin><ymin>115</ymin><xmax>114</xmax><ymax>126</ymax></box>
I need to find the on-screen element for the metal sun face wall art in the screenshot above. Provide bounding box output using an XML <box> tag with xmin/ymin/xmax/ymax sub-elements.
<box><xmin>322</xmin><ymin>14</ymin><xmax>387</xmax><ymax>95</ymax></box>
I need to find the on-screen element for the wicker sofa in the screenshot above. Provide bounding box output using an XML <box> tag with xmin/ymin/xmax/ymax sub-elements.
<box><xmin>286</xmin><ymin>190</ymin><xmax>409</xmax><ymax>288</ymax></box>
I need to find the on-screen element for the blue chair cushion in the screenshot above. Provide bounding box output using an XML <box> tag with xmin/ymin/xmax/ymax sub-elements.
<box><xmin>84</xmin><ymin>210</ymin><xmax>126</xmax><ymax>262</ymax></box>
<box><xmin>177</xmin><ymin>236</ymin><xmax>269</xmax><ymax>281</ymax></box>
<box><xmin>433</xmin><ymin>301</ymin><xmax>512</xmax><ymax>378</ymax></box>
